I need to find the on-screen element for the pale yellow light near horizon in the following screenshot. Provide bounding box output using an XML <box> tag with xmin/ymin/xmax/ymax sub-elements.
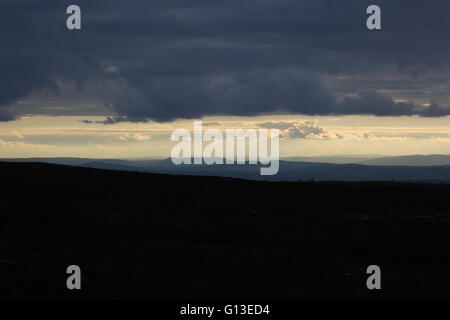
<box><xmin>0</xmin><ymin>115</ymin><xmax>450</xmax><ymax>159</ymax></box>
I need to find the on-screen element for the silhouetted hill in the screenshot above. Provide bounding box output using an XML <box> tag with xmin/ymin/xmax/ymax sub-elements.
<box><xmin>81</xmin><ymin>161</ymin><xmax>148</xmax><ymax>172</ymax></box>
<box><xmin>3</xmin><ymin>157</ymin><xmax>450</xmax><ymax>182</ymax></box>
<box><xmin>1</xmin><ymin>161</ymin><xmax>450</xmax><ymax>299</ymax></box>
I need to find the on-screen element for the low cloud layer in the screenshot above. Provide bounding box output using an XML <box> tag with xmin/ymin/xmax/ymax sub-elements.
<box><xmin>1</xmin><ymin>0</ymin><xmax>450</xmax><ymax>122</ymax></box>
<box><xmin>259</xmin><ymin>120</ymin><xmax>326</xmax><ymax>139</ymax></box>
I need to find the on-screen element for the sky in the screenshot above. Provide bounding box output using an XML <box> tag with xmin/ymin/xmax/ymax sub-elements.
<box><xmin>1</xmin><ymin>0</ymin><xmax>450</xmax><ymax>158</ymax></box>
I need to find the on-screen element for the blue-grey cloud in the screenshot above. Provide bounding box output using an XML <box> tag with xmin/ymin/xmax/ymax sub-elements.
<box><xmin>1</xmin><ymin>0</ymin><xmax>450</xmax><ymax>121</ymax></box>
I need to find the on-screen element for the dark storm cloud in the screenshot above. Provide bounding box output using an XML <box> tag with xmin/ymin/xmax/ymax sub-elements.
<box><xmin>0</xmin><ymin>109</ymin><xmax>15</xmax><ymax>122</ymax></box>
<box><xmin>1</xmin><ymin>0</ymin><xmax>450</xmax><ymax>121</ymax></box>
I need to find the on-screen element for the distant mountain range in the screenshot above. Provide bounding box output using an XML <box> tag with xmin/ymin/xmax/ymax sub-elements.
<box><xmin>285</xmin><ymin>154</ymin><xmax>450</xmax><ymax>166</ymax></box>
<box><xmin>356</xmin><ymin>154</ymin><xmax>450</xmax><ymax>166</ymax></box>
<box><xmin>2</xmin><ymin>154</ymin><xmax>450</xmax><ymax>182</ymax></box>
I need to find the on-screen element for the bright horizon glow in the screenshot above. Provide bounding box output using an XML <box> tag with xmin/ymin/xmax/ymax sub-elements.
<box><xmin>0</xmin><ymin>114</ymin><xmax>450</xmax><ymax>159</ymax></box>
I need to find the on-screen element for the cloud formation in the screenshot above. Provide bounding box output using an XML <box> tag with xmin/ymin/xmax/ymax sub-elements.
<box><xmin>259</xmin><ymin>120</ymin><xmax>326</xmax><ymax>139</ymax></box>
<box><xmin>117</xmin><ymin>133</ymin><xmax>151</xmax><ymax>141</ymax></box>
<box><xmin>1</xmin><ymin>0</ymin><xmax>450</xmax><ymax>121</ymax></box>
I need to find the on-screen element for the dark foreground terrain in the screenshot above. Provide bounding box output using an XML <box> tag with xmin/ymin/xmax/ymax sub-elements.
<box><xmin>1</xmin><ymin>161</ymin><xmax>450</xmax><ymax>299</ymax></box>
